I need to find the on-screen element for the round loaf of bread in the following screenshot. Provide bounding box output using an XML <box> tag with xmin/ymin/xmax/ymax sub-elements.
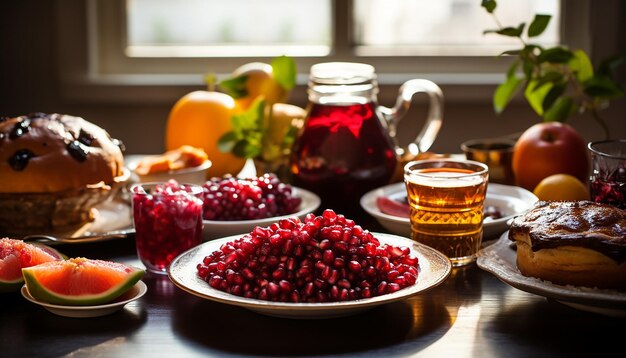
<box><xmin>0</xmin><ymin>113</ymin><xmax>125</xmax><ymax>193</ymax></box>
<box><xmin>0</xmin><ymin>113</ymin><xmax>127</xmax><ymax>232</ymax></box>
<box><xmin>509</xmin><ymin>201</ymin><xmax>626</xmax><ymax>289</ymax></box>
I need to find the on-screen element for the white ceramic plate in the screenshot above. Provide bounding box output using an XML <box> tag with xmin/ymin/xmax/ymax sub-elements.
<box><xmin>477</xmin><ymin>233</ymin><xmax>626</xmax><ymax>317</ymax></box>
<box><xmin>21</xmin><ymin>281</ymin><xmax>147</xmax><ymax>318</ymax></box>
<box><xmin>202</xmin><ymin>187</ymin><xmax>321</xmax><ymax>240</ymax></box>
<box><xmin>360</xmin><ymin>182</ymin><xmax>538</xmax><ymax>240</ymax></box>
<box><xmin>168</xmin><ymin>232</ymin><xmax>452</xmax><ymax>319</ymax></box>
<box><xmin>11</xmin><ymin>199</ymin><xmax>134</xmax><ymax>245</ymax></box>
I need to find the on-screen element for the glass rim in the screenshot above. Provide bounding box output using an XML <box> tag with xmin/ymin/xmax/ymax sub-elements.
<box><xmin>404</xmin><ymin>158</ymin><xmax>489</xmax><ymax>178</ymax></box>
<box><xmin>587</xmin><ymin>139</ymin><xmax>626</xmax><ymax>160</ymax></box>
<box><xmin>130</xmin><ymin>182</ymin><xmax>204</xmax><ymax>196</ymax></box>
<box><xmin>460</xmin><ymin>138</ymin><xmax>516</xmax><ymax>153</ymax></box>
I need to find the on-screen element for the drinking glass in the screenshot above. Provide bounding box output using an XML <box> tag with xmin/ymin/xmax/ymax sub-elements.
<box><xmin>588</xmin><ymin>139</ymin><xmax>626</xmax><ymax>209</ymax></box>
<box><xmin>404</xmin><ymin>159</ymin><xmax>489</xmax><ymax>267</ymax></box>
<box><xmin>131</xmin><ymin>181</ymin><xmax>204</xmax><ymax>274</ymax></box>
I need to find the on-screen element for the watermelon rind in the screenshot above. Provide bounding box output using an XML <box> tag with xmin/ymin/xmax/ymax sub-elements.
<box><xmin>22</xmin><ymin>258</ymin><xmax>145</xmax><ymax>306</ymax></box>
<box><xmin>0</xmin><ymin>277</ymin><xmax>24</xmax><ymax>293</ymax></box>
<box><xmin>0</xmin><ymin>240</ymin><xmax>65</xmax><ymax>293</ymax></box>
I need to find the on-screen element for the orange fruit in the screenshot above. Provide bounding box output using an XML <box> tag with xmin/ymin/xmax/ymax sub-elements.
<box><xmin>224</xmin><ymin>62</ymin><xmax>290</xmax><ymax>111</ymax></box>
<box><xmin>532</xmin><ymin>173</ymin><xmax>590</xmax><ymax>201</ymax></box>
<box><xmin>165</xmin><ymin>90</ymin><xmax>246</xmax><ymax>177</ymax></box>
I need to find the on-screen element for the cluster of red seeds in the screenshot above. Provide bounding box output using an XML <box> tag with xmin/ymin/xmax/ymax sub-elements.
<box><xmin>196</xmin><ymin>209</ymin><xmax>419</xmax><ymax>303</ymax></box>
<box><xmin>202</xmin><ymin>173</ymin><xmax>301</xmax><ymax>221</ymax></box>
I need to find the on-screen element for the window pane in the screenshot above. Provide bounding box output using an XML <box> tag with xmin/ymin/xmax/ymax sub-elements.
<box><xmin>353</xmin><ymin>0</ymin><xmax>560</xmax><ymax>55</ymax></box>
<box><xmin>126</xmin><ymin>0</ymin><xmax>332</xmax><ymax>57</ymax></box>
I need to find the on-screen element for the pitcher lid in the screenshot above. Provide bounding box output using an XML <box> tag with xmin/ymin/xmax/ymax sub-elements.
<box><xmin>309</xmin><ymin>62</ymin><xmax>376</xmax><ymax>85</ymax></box>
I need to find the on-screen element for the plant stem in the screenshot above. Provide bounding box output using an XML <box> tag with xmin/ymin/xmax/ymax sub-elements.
<box><xmin>591</xmin><ymin>107</ymin><xmax>611</xmax><ymax>140</ymax></box>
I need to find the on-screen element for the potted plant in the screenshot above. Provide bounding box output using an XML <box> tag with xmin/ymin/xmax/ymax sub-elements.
<box><xmin>480</xmin><ymin>0</ymin><xmax>624</xmax><ymax>192</ymax></box>
<box><xmin>481</xmin><ymin>0</ymin><xmax>624</xmax><ymax>139</ymax></box>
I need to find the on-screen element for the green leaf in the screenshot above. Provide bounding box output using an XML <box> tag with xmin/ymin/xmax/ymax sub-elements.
<box><xmin>520</xmin><ymin>45</ymin><xmax>541</xmax><ymax>78</ymax></box>
<box><xmin>524</xmin><ymin>80</ymin><xmax>553</xmax><ymax>116</ymax></box>
<box><xmin>217</xmin><ymin>132</ymin><xmax>238</xmax><ymax>153</ymax></box>
<box><xmin>527</xmin><ymin>14</ymin><xmax>551</xmax><ymax>37</ymax></box>
<box><xmin>231</xmin><ymin>98</ymin><xmax>266</xmax><ymax>133</ymax></box>
<box><xmin>500</xmin><ymin>49</ymin><xmax>522</xmax><ymax>56</ymax></box>
<box><xmin>543</xmin><ymin>96</ymin><xmax>575</xmax><ymax>122</ymax></box>
<box><xmin>218</xmin><ymin>75</ymin><xmax>249</xmax><ymax>99</ymax></box>
<box><xmin>584</xmin><ymin>75</ymin><xmax>625</xmax><ymax>99</ymax></box>
<box><xmin>533</xmin><ymin>71</ymin><xmax>563</xmax><ymax>91</ymax></box>
<box><xmin>537</xmin><ymin>47</ymin><xmax>574</xmax><ymax>64</ymax></box>
<box><xmin>219</xmin><ymin>98</ymin><xmax>267</xmax><ymax>158</ymax></box>
<box><xmin>481</xmin><ymin>0</ymin><xmax>496</xmax><ymax>13</ymax></box>
<box><xmin>568</xmin><ymin>50</ymin><xmax>594</xmax><ymax>83</ymax></box>
<box><xmin>506</xmin><ymin>61</ymin><xmax>520</xmax><ymax>79</ymax></box>
<box><xmin>487</xmin><ymin>23</ymin><xmax>525</xmax><ymax>37</ymax></box>
<box><xmin>494</xmin><ymin>75</ymin><xmax>523</xmax><ymax>113</ymax></box>
<box><xmin>598</xmin><ymin>54</ymin><xmax>625</xmax><ymax>78</ymax></box>
<box><xmin>232</xmin><ymin>140</ymin><xmax>262</xmax><ymax>159</ymax></box>
<box><xmin>541</xmin><ymin>84</ymin><xmax>566</xmax><ymax>113</ymax></box>
<box><xmin>271</xmin><ymin>55</ymin><xmax>297</xmax><ymax>91</ymax></box>
<box><xmin>522</xmin><ymin>58</ymin><xmax>535</xmax><ymax>79</ymax></box>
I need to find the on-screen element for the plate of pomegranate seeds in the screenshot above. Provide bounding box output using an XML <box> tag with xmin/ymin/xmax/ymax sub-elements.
<box><xmin>200</xmin><ymin>174</ymin><xmax>321</xmax><ymax>240</ymax></box>
<box><xmin>168</xmin><ymin>210</ymin><xmax>452</xmax><ymax>319</ymax></box>
<box><xmin>360</xmin><ymin>182</ymin><xmax>538</xmax><ymax>240</ymax></box>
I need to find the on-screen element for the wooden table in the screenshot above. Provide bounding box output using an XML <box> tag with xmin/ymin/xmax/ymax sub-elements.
<box><xmin>1</xmin><ymin>215</ymin><xmax>623</xmax><ymax>358</ymax></box>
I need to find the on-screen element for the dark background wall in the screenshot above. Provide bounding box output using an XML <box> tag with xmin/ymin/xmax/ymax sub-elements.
<box><xmin>1</xmin><ymin>1</ymin><xmax>624</xmax><ymax>156</ymax></box>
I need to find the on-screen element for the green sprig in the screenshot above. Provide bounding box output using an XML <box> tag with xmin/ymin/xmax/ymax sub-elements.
<box><xmin>482</xmin><ymin>0</ymin><xmax>624</xmax><ymax>139</ymax></box>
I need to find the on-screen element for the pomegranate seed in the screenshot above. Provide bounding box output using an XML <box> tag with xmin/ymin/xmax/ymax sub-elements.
<box><xmin>279</xmin><ymin>280</ymin><xmax>292</xmax><ymax>292</ymax></box>
<box><xmin>304</xmin><ymin>282</ymin><xmax>314</xmax><ymax>296</ymax></box>
<box><xmin>268</xmin><ymin>282</ymin><xmax>280</xmax><ymax>297</ymax></box>
<box><xmin>196</xmin><ymin>209</ymin><xmax>420</xmax><ymax>302</ymax></box>
<box><xmin>323</xmin><ymin>249</ymin><xmax>334</xmax><ymax>264</ymax></box>
<box><xmin>348</xmin><ymin>260</ymin><xmax>361</xmax><ymax>272</ymax></box>
<box><xmin>202</xmin><ymin>174</ymin><xmax>301</xmax><ymax>221</ymax></box>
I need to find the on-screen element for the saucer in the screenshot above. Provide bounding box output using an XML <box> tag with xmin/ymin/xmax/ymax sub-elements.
<box><xmin>21</xmin><ymin>281</ymin><xmax>147</xmax><ymax>318</ymax></box>
<box><xmin>360</xmin><ymin>182</ymin><xmax>538</xmax><ymax>239</ymax></box>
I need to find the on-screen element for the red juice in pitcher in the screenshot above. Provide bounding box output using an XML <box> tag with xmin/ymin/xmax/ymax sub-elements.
<box><xmin>291</xmin><ymin>101</ymin><xmax>397</xmax><ymax>216</ymax></box>
<box><xmin>290</xmin><ymin>62</ymin><xmax>443</xmax><ymax>217</ymax></box>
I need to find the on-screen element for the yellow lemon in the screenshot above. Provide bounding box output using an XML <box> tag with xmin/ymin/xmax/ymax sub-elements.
<box><xmin>165</xmin><ymin>90</ymin><xmax>246</xmax><ymax>177</ymax></box>
<box><xmin>532</xmin><ymin>173</ymin><xmax>590</xmax><ymax>201</ymax></box>
<box><xmin>225</xmin><ymin>62</ymin><xmax>290</xmax><ymax>111</ymax></box>
<box><xmin>260</xmin><ymin>103</ymin><xmax>307</xmax><ymax>161</ymax></box>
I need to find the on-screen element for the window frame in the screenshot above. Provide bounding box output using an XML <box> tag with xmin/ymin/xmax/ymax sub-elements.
<box><xmin>57</xmin><ymin>0</ymin><xmax>591</xmax><ymax>104</ymax></box>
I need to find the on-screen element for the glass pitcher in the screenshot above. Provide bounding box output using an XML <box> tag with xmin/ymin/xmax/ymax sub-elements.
<box><xmin>290</xmin><ymin>62</ymin><xmax>443</xmax><ymax>216</ymax></box>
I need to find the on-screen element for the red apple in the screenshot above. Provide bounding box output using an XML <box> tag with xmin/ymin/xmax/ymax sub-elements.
<box><xmin>512</xmin><ymin>122</ymin><xmax>590</xmax><ymax>191</ymax></box>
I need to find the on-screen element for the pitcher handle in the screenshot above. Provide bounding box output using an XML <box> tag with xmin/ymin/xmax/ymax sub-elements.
<box><xmin>378</xmin><ymin>79</ymin><xmax>444</xmax><ymax>157</ymax></box>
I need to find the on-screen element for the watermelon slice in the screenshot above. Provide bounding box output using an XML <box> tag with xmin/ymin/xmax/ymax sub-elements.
<box><xmin>0</xmin><ymin>238</ymin><xmax>65</xmax><ymax>293</ymax></box>
<box><xmin>22</xmin><ymin>258</ymin><xmax>144</xmax><ymax>306</ymax></box>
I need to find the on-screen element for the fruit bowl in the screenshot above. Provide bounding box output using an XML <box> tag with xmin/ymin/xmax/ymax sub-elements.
<box><xmin>202</xmin><ymin>187</ymin><xmax>321</xmax><ymax>240</ymax></box>
<box><xmin>128</xmin><ymin>158</ymin><xmax>212</xmax><ymax>186</ymax></box>
<box><xmin>21</xmin><ymin>281</ymin><xmax>147</xmax><ymax>318</ymax></box>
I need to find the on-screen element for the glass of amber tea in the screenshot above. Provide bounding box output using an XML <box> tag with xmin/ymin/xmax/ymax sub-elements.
<box><xmin>404</xmin><ymin>159</ymin><xmax>489</xmax><ymax>267</ymax></box>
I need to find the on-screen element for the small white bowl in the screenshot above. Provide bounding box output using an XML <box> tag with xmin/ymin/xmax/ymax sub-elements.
<box><xmin>21</xmin><ymin>281</ymin><xmax>147</xmax><ymax>318</ymax></box>
<box><xmin>202</xmin><ymin>187</ymin><xmax>321</xmax><ymax>240</ymax></box>
<box><xmin>129</xmin><ymin>158</ymin><xmax>212</xmax><ymax>185</ymax></box>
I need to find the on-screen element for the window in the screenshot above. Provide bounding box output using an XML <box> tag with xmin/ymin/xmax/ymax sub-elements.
<box><xmin>59</xmin><ymin>0</ymin><xmax>589</xmax><ymax>102</ymax></box>
<box><xmin>126</xmin><ymin>0</ymin><xmax>332</xmax><ymax>58</ymax></box>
